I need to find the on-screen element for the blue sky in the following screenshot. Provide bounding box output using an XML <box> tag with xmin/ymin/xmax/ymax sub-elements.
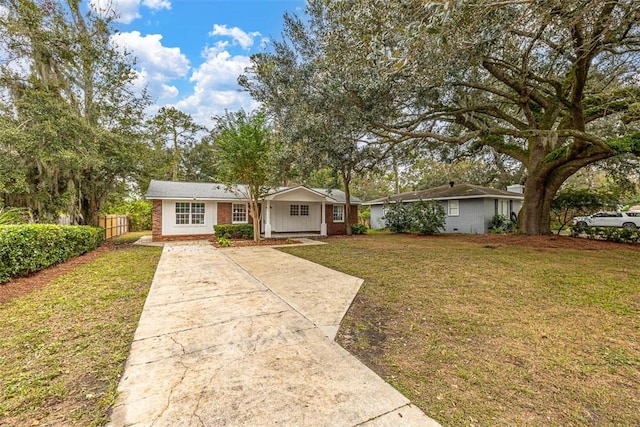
<box><xmin>88</xmin><ymin>0</ymin><xmax>306</xmax><ymax>126</ymax></box>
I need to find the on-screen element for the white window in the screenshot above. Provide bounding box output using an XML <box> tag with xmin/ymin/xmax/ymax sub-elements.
<box><xmin>175</xmin><ymin>202</ymin><xmax>190</xmax><ymax>224</ymax></box>
<box><xmin>448</xmin><ymin>200</ymin><xmax>459</xmax><ymax>216</ymax></box>
<box><xmin>333</xmin><ymin>205</ymin><xmax>344</xmax><ymax>222</ymax></box>
<box><xmin>290</xmin><ymin>204</ymin><xmax>299</xmax><ymax>216</ymax></box>
<box><xmin>232</xmin><ymin>203</ymin><xmax>248</xmax><ymax>223</ymax></box>
<box><xmin>191</xmin><ymin>203</ymin><xmax>205</xmax><ymax>224</ymax></box>
<box><xmin>175</xmin><ymin>202</ymin><xmax>205</xmax><ymax>225</ymax></box>
<box><xmin>498</xmin><ymin>200</ymin><xmax>510</xmax><ymax>217</ymax></box>
<box><xmin>300</xmin><ymin>205</ymin><xmax>309</xmax><ymax>216</ymax></box>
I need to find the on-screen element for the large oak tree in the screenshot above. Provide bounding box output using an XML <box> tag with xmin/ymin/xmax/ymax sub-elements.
<box><xmin>317</xmin><ymin>0</ymin><xmax>640</xmax><ymax>234</ymax></box>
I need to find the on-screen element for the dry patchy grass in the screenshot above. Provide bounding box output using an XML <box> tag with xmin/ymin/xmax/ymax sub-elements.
<box><xmin>281</xmin><ymin>233</ymin><xmax>640</xmax><ymax>426</ymax></box>
<box><xmin>0</xmin><ymin>237</ymin><xmax>161</xmax><ymax>426</ymax></box>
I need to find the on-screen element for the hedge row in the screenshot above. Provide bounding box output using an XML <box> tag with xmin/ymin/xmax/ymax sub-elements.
<box><xmin>571</xmin><ymin>225</ymin><xmax>640</xmax><ymax>244</ymax></box>
<box><xmin>213</xmin><ymin>224</ymin><xmax>254</xmax><ymax>239</ymax></box>
<box><xmin>0</xmin><ymin>224</ymin><xmax>104</xmax><ymax>283</ymax></box>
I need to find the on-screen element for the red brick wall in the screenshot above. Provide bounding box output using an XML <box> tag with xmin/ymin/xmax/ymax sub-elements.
<box><xmin>325</xmin><ymin>204</ymin><xmax>359</xmax><ymax>235</ymax></box>
<box><xmin>349</xmin><ymin>205</ymin><xmax>358</xmax><ymax>225</ymax></box>
<box><xmin>218</xmin><ymin>202</ymin><xmax>255</xmax><ymax>226</ymax></box>
<box><xmin>218</xmin><ymin>203</ymin><xmax>232</xmax><ymax>224</ymax></box>
<box><xmin>152</xmin><ymin>199</ymin><xmax>162</xmax><ymax>241</ymax></box>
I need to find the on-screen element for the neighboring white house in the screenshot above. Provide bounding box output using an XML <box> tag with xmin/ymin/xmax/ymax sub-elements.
<box><xmin>365</xmin><ymin>182</ymin><xmax>525</xmax><ymax>234</ymax></box>
<box><xmin>146</xmin><ymin>180</ymin><xmax>361</xmax><ymax>241</ymax></box>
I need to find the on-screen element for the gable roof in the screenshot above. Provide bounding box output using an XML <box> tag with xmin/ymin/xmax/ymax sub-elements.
<box><xmin>364</xmin><ymin>183</ymin><xmax>524</xmax><ymax>205</ymax></box>
<box><xmin>145</xmin><ymin>180</ymin><xmax>362</xmax><ymax>204</ymax></box>
<box><xmin>146</xmin><ymin>180</ymin><xmax>247</xmax><ymax>200</ymax></box>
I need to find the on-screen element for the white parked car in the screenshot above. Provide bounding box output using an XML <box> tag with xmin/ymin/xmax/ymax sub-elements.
<box><xmin>573</xmin><ymin>211</ymin><xmax>640</xmax><ymax>228</ymax></box>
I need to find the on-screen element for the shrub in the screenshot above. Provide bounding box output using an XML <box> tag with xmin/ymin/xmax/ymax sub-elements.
<box><xmin>384</xmin><ymin>200</ymin><xmax>446</xmax><ymax>235</ymax></box>
<box><xmin>571</xmin><ymin>225</ymin><xmax>640</xmax><ymax>244</ymax></box>
<box><xmin>216</xmin><ymin>234</ymin><xmax>232</xmax><ymax>247</ymax></box>
<box><xmin>489</xmin><ymin>214</ymin><xmax>518</xmax><ymax>234</ymax></box>
<box><xmin>351</xmin><ymin>223</ymin><xmax>368</xmax><ymax>235</ymax></box>
<box><xmin>0</xmin><ymin>224</ymin><xmax>103</xmax><ymax>283</ymax></box>
<box><xmin>383</xmin><ymin>201</ymin><xmax>412</xmax><ymax>233</ymax></box>
<box><xmin>213</xmin><ymin>224</ymin><xmax>254</xmax><ymax>239</ymax></box>
<box><xmin>410</xmin><ymin>200</ymin><xmax>446</xmax><ymax>235</ymax></box>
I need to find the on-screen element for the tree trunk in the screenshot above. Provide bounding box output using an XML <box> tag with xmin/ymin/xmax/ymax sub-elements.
<box><xmin>248</xmin><ymin>189</ymin><xmax>261</xmax><ymax>242</ymax></box>
<box><xmin>342</xmin><ymin>171</ymin><xmax>352</xmax><ymax>236</ymax></box>
<box><xmin>252</xmin><ymin>203</ymin><xmax>261</xmax><ymax>242</ymax></box>
<box><xmin>519</xmin><ymin>180</ymin><xmax>555</xmax><ymax>235</ymax></box>
<box><xmin>518</xmin><ymin>150</ymin><xmax>613</xmax><ymax>235</ymax></box>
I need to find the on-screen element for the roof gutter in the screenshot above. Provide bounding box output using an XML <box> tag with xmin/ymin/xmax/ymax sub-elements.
<box><xmin>363</xmin><ymin>194</ymin><xmax>525</xmax><ymax>205</ymax></box>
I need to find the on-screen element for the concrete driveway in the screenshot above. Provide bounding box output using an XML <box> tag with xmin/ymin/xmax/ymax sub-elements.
<box><xmin>108</xmin><ymin>241</ymin><xmax>440</xmax><ymax>426</ymax></box>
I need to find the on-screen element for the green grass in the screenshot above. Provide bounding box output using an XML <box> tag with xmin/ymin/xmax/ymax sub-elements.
<box><xmin>281</xmin><ymin>234</ymin><xmax>640</xmax><ymax>426</ymax></box>
<box><xmin>0</xmin><ymin>235</ymin><xmax>161</xmax><ymax>426</ymax></box>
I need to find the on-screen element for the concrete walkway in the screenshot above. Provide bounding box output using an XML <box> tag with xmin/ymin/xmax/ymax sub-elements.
<box><xmin>108</xmin><ymin>242</ymin><xmax>440</xmax><ymax>426</ymax></box>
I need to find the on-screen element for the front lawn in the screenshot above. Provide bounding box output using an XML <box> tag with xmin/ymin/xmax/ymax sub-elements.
<box><xmin>0</xmin><ymin>234</ymin><xmax>161</xmax><ymax>426</ymax></box>
<box><xmin>281</xmin><ymin>234</ymin><xmax>640</xmax><ymax>426</ymax></box>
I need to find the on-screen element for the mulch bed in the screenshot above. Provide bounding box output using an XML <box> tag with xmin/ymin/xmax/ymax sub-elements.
<box><xmin>210</xmin><ymin>238</ymin><xmax>301</xmax><ymax>248</ymax></box>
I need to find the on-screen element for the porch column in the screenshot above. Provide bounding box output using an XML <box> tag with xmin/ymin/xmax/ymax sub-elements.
<box><xmin>321</xmin><ymin>201</ymin><xmax>327</xmax><ymax>236</ymax></box>
<box><xmin>265</xmin><ymin>200</ymin><xmax>272</xmax><ymax>238</ymax></box>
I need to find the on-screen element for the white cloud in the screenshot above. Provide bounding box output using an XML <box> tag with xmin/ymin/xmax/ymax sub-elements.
<box><xmin>159</xmin><ymin>83</ymin><xmax>179</xmax><ymax>99</ymax></box>
<box><xmin>90</xmin><ymin>0</ymin><xmax>170</xmax><ymax>24</ymax></box>
<box><xmin>110</xmin><ymin>31</ymin><xmax>189</xmax><ymax>100</ymax></box>
<box><xmin>111</xmin><ymin>31</ymin><xmax>189</xmax><ymax>79</ymax></box>
<box><xmin>142</xmin><ymin>0</ymin><xmax>171</xmax><ymax>10</ymax></box>
<box><xmin>174</xmin><ymin>44</ymin><xmax>259</xmax><ymax>126</ymax></box>
<box><xmin>209</xmin><ymin>24</ymin><xmax>261</xmax><ymax>50</ymax></box>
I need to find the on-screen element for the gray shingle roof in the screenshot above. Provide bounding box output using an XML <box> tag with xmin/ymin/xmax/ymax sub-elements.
<box><xmin>146</xmin><ymin>180</ymin><xmax>248</xmax><ymax>200</ymax></box>
<box><xmin>364</xmin><ymin>183</ymin><xmax>524</xmax><ymax>205</ymax></box>
<box><xmin>146</xmin><ymin>180</ymin><xmax>362</xmax><ymax>204</ymax></box>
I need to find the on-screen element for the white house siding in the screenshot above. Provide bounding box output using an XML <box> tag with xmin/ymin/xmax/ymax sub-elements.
<box><xmin>370</xmin><ymin>205</ymin><xmax>386</xmax><ymax>229</ymax></box>
<box><xmin>270</xmin><ymin>202</ymin><xmax>321</xmax><ymax>232</ymax></box>
<box><xmin>161</xmin><ymin>200</ymin><xmax>217</xmax><ymax>236</ymax></box>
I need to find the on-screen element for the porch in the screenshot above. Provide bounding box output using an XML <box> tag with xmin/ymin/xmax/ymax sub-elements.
<box><xmin>260</xmin><ymin>231</ymin><xmax>326</xmax><ymax>239</ymax></box>
<box><xmin>262</xmin><ymin>187</ymin><xmax>336</xmax><ymax>238</ymax></box>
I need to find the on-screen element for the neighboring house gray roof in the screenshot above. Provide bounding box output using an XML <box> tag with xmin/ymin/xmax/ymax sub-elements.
<box><xmin>306</xmin><ymin>187</ymin><xmax>362</xmax><ymax>204</ymax></box>
<box><xmin>146</xmin><ymin>180</ymin><xmax>362</xmax><ymax>204</ymax></box>
<box><xmin>364</xmin><ymin>183</ymin><xmax>524</xmax><ymax>205</ymax></box>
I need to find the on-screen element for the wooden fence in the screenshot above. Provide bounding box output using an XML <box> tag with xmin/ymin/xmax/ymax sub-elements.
<box><xmin>98</xmin><ymin>214</ymin><xmax>128</xmax><ymax>239</ymax></box>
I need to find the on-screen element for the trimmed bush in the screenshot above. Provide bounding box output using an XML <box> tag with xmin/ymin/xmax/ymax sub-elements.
<box><xmin>213</xmin><ymin>224</ymin><xmax>254</xmax><ymax>239</ymax></box>
<box><xmin>571</xmin><ymin>225</ymin><xmax>640</xmax><ymax>244</ymax></box>
<box><xmin>0</xmin><ymin>224</ymin><xmax>104</xmax><ymax>283</ymax></box>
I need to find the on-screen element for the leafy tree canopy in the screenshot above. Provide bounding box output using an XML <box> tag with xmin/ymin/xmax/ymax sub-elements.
<box><xmin>308</xmin><ymin>0</ymin><xmax>640</xmax><ymax>234</ymax></box>
<box><xmin>212</xmin><ymin>110</ymin><xmax>279</xmax><ymax>241</ymax></box>
<box><xmin>0</xmin><ymin>0</ymin><xmax>150</xmax><ymax>223</ymax></box>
